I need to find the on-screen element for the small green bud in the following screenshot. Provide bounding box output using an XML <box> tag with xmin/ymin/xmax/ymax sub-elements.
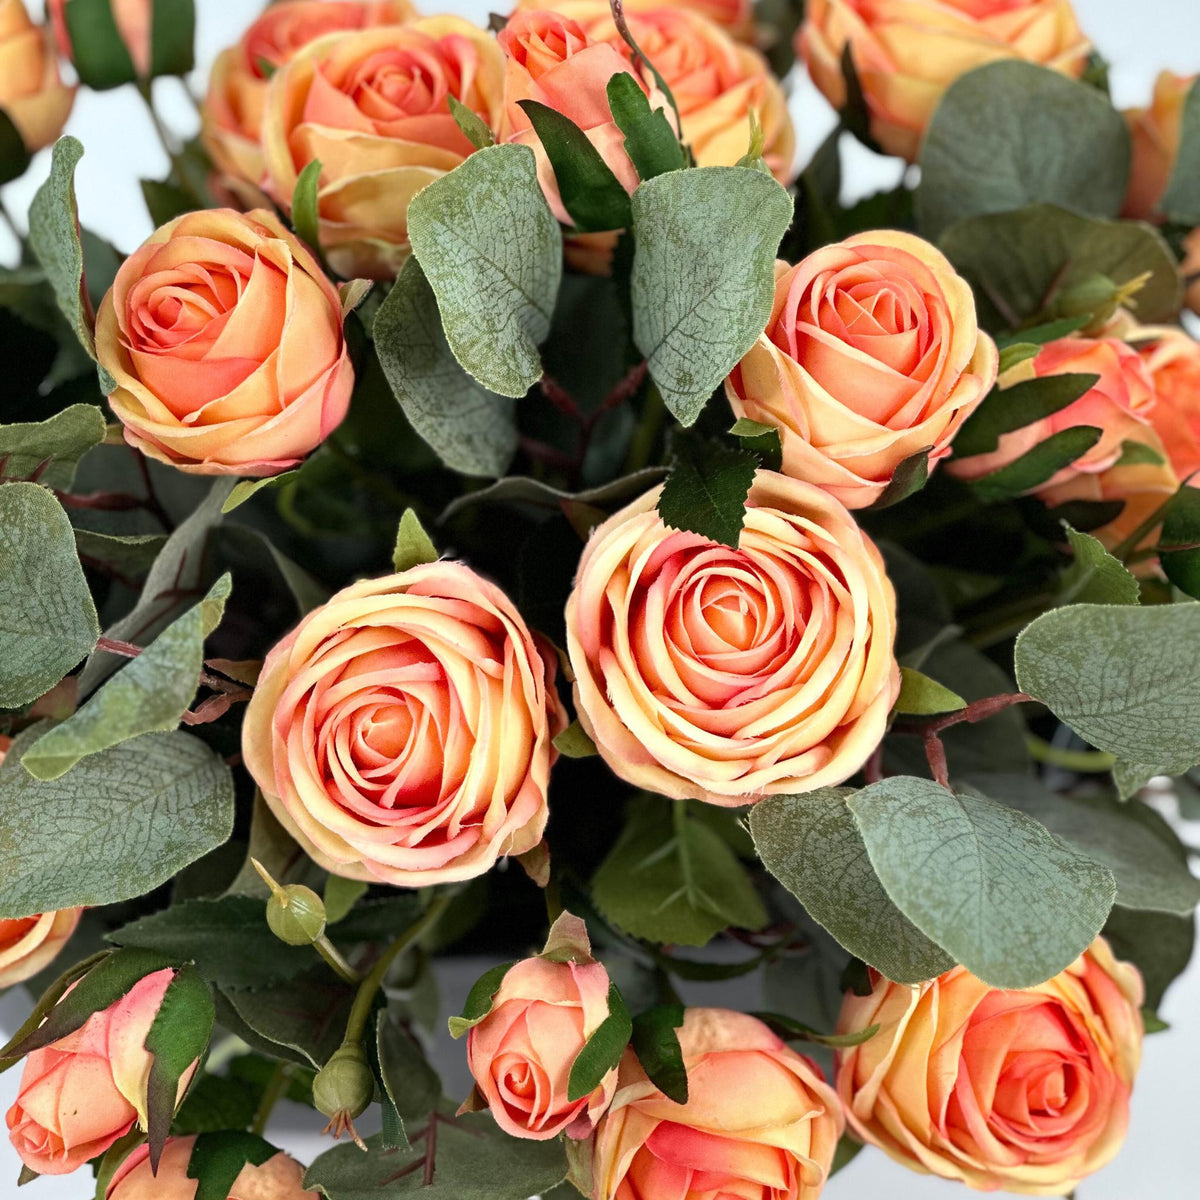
<box><xmin>312</xmin><ymin>1043</ymin><xmax>374</xmax><ymax>1121</ymax></box>
<box><xmin>1051</xmin><ymin>273</ymin><xmax>1118</xmax><ymax>321</ymax></box>
<box><xmin>266</xmin><ymin>884</ymin><xmax>327</xmax><ymax>946</ymax></box>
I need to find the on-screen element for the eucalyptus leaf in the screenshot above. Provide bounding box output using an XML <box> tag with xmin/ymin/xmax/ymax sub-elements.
<box><xmin>448</xmin><ymin>96</ymin><xmax>494</xmax><ymax>149</ymax></box>
<box><xmin>1112</xmin><ymin>760</ymin><xmax>1157</xmax><ymax>801</ymax></box>
<box><xmin>0</xmin><ymin>405</ymin><xmax>107</xmax><ymax>490</ymax></box>
<box><xmin>74</xmin><ymin>529</ymin><xmax>167</xmax><ymax>579</ymax></box>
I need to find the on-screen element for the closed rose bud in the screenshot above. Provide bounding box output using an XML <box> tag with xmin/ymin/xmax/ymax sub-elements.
<box><xmin>0</xmin><ymin>0</ymin><xmax>74</xmax><ymax>159</ymax></box>
<box><xmin>800</xmin><ymin>0</ymin><xmax>1091</xmax><ymax>161</ymax></box>
<box><xmin>95</xmin><ymin>208</ymin><xmax>354</xmax><ymax>476</ymax></box>
<box><xmin>312</xmin><ymin>1044</ymin><xmax>374</xmax><ymax>1122</ymax></box>
<box><xmin>107</xmin><ymin>1135</ymin><xmax>318</xmax><ymax>1200</ymax></box>
<box><xmin>728</xmin><ymin>233</ymin><xmax>997</xmax><ymax>509</ymax></box>
<box><xmin>583</xmin><ymin>1008</ymin><xmax>842</xmax><ymax>1200</ymax></box>
<box><xmin>265</xmin><ymin>883</ymin><xmax>327</xmax><ymax>946</ymax></box>
<box><xmin>47</xmin><ymin>0</ymin><xmax>151</xmax><ymax>79</ymax></box>
<box><xmin>836</xmin><ymin>939</ymin><xmax>1144</xmax><ymax>1194</ymax></box>
<box><xmin>467</xmin><ymin>954</ymin><xmax>618</xmax><ymax>1141</ymax></box>
<box><xmin>5</xmin><ymin>968</ymin><xmax>198</xmax><ymax>1176</ymax></box>
<box><xmin>1122</xmin><ymin>70</ymin><xmax>1194</xmax><ymax>220</ymax></box>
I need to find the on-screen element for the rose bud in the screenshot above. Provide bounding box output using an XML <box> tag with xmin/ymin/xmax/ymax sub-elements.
<box><xmin>464</xmin><ymin>914</ymin><xmax>619</xmax><ymax>1141</ymax></box>
<box><xmin>728</xmin><ymin>233</ymin><xmax>997</xmax><ymax>509</ymax></box>
<box><xmin>836</xmin><ymin>939</ymin><xmax>1144</xmax><ymax>1194</ymax></box>
<box><xmin>1122</xmin><ymin>70</ymin><xmax>1194</xmax><ymax>220</ymax></box>
<box><xmin>1136</xmin><ymin>324</ymin><xmax>1200</xmax><ymax>482</ymax></box>
<box><xmin>800</xmin><ymin>0</ymin><xmax>1091</xmax><ymax>161</ymax></box>
<box><xmin>566</xmin><ymin>470</ymin><xmax>899</xmax><ymax>806</ymax></box>
<box><xmin>202</xmin><ymin>0</ymin><xmax>417</xmax><ymax>202</ymax></box>
<box><xmin>5</xmin><ymin>968</ymin><xmax>198</xmax><ymax>1175</ymax></box>
<box><xmin>47</xmin><ymin>0</ymin><xmax>151</xmax><ymax>79</ymax></box>
<box><xmin>261</xmin><ymin>17</ymin><xmax>504</xmax><ymax>280</ymax></box>
<box><xmin>242</xmin><ymin>562</ymin><xmax>567</xmax><ymax>887</ymax></box>
<box><xmin>0</xmin><ymin>0</ymin><xmax>74</xmax><ymax>162</ymax></box>
<box><xmin>95</xmin><ymin>207</ymin><xmax>354</xmax><ymax>476</ymax></box>
<box><xmin>579</xmin><ymin>1008</ymin><xmax>842</xmax><ymax>1200</ymax></box>
<box><xmin>106</xmin><ymin>1135</ymin><xmax>318</xmax><ymax>1199</ymax></box>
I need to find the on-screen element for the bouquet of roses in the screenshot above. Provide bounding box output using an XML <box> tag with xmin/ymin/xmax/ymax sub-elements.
<box><xmin>0</xmin><ymin>0</ymin><xmax>1198</xmax><ymax>1197</ymax></box>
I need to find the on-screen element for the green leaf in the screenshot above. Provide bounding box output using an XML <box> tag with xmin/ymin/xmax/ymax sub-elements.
<box><xmin>893</xmin><ymin>666</ymin><xmax>965</xmax><ymax>716</ymax></box>
<box><xmin>187</xmin><ymin>1132</ymin><xmax>279</xmax><ymax>1200</ymax></box>
<box><xmin>407</xmin><ymin>144</ymin><xmax>561</xmax><ymax>398</ymax></box>
<box><xmin>970</xmin><ymin>426</ymin><xmax>1102</xmax><ymax>501</ymax></box>
<box><xmin>847</xmin><ymin>776</ymin><xmax>1116</xmax><ymax>988</ymax></box>
<box><xmin>1103</xmin><ymin>906</ymin><xmax>1194</xmax><ymax>1012</ymax></box>
<box><xmin>376</xmin><ymin>1010</ymin><xmax>440</xmax><ymax>1148</ymax></box>
<box><xmin>953</xmin><ymin>374</ymin><xmax>1099</xmax><ymax>458</ymax></box>
<box><xmin>304</xmin><ymin>1120</ymin><xmax>568</xmax><ymax>1200</ymax></box>
<box><xmin>0</xmin><ymin>405</ymin><xmax>107</xmax><ymax>490</ymax></box>
<box><xmin>657</xmin><ymin>438</ymin><xmax>757</xmax><ymax>548</ymax></box>
<box><xmin>751</xmin><ymin>1011</ymin><xmax>879</xmax><ymax>1048</ymax></box>
<box><xmin>995</xmin><ymin>316</ymin><xmax>1092</xmax><ymax>350</ymax></box>
<box><xmin>0</xmin><ymin>483</ymin><xmax>99</xmax><ymax>708</ymax></box>
<box><xmin>1015</xmin><ymin>603</ymin><xmax>1200</xmax><ymax>775</ymax></box>
<box><xmin>630</xmin><ymin>1005</ymin><xmax>688</xmax><ymax>1104</ymax></box>
<box><xmin>729</xmin><ymin>418</ymin><xmax>782</xmax><ymax>472</ymax></box>
<box><xmin>917</xmin><ymin>62</ymin><xmax>1130</xmax><ymax>238</ymax></box>
<box><xmin>74</xmin><ymin>529</ymin><xmax>167</xmax><ymax>580</ymax></box>
<box><xmin>567</xmin><ymin>982</ymin><xmax>631</xmax><ymax>1103</ymax></box>
<box><xmin>375</xmin><ymin>257</ymin><xmax>517</xmax><ymax>477</ymax></box>
<box><xmin>630</xmin><ymin>166</ymin><xmax>793</xmax><ymax>426</ymax></box>
<box><xmin>1160</xmin><ymin>484</ymin><xmax>1200</xmax><ymax>600</ymax></box>
<box><xmin>606</xmin><ymin>74</ymin><xmax>687</xmax><ymax>181</ymax></box>
<box><xmin>221</xmin><ymin>472</ymin><xmax>300</xmax><ymax>513</ymax></box>
<box><xmin>292</xmin><ymin>159</ymin><xmax>323</xmax><ymax>261</ymax></box>
<box><xmin>1112</xmin><ymin>760</ymin><xmax>1157</xmax><ymax>801</ymax></box>
<box><xmin>1114</xmin><ymin>438</ymin><xmax>1166</xmax><ymax>467</ymax></box>
<box><xmin>1060</xmin><ymin>524</ymin><xmax>1140</xmax><ymax>606</ymax></box>
<box><xmin>749</xmin><ymin>790</ymin><xmax>955</xmax><ymax>984</ymax></box>
<box><xmin>64</xmin><ymin>0</ymin><xmax>137</xmax><ymax>89</ymax></box>
<box><xmin>447</xmin><ymin>96</ymin><xmax>494</xmax><ymax>150</ymax></box>
<box><xmin>22</xmin><ymin>574</ymin><xmax>231</xmax><ymax>780</ymax></box>
<box><xmin>1160</xmin><ymin>77</ymin><xmax>1200</xmax><ymax>223</ymax></box>
<box><xmin>171</xmin><ymin>1069</ymin><xmax>261</xmax><ymax>1135</ymax></box>
<box><xmin>940</xmin><ymin>204</ymin><xmax>1182</xmax><ymax>333</ymax></box>
<box><xmin>149</xmin><ymin>0</ymin><xmax>196</xmax><ymax>79</ymax></box>
<box><xmin>323</xmin><ymin>876</ymin><xmax>368</xmax><ymax>925</ymax></box>
<box><xmin>392</xmin><ymin>508</ymin><xmax>438</xmax><ymax>573</ymax></box>
<box><xmin>969</xmin><ymin>773</ymin><xmax>1200</xmax><ymax>915</ymax></box>
<box><xmin>141</xmin><ymin>177</ymin><xmax>196</xmax><ymax>226</ymax></box>
<box><xmin>517</xmin><ymin>100</ymin><xmax>632</xmax><ymax>232</ymax></box>
<box><xmin>0</xmin><ymin>728</ymin><xmax>235</xmax><ymax>917</ymax></box>
<box><xmin>553</xmin><ymin>720</ymin><xmax>598</xmax><ymax>759</ymax></box>
<box><xmin>591</xmin><ymin>801</ymin><xmax>768</xmax><ymax>947</ymax></box>
<box><xmin>866</xmin><ymin>446</ymin><xmax>932</xmax><ymax>510</ymax></box>
<box><xmin>0</xmin><ymin>109</ymin><xmax>31</xmax><ymax>185</ymax></box>
<box><xmin>144</xmin><ymin>966</ymin><xmax>214</xmax><ymax>1168</ymax></box>
<box><xmin>448</xmin><ymin>961</ymin><xmax>516</xmax><ymax>1039</ymax></box>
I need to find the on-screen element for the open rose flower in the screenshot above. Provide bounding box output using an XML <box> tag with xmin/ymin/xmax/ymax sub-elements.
<box><xmin>565</xmin><ymin>471</ymin><xmax>899</xmax><ymax>806</ymax></box>
<box><xmin>6</xmin><ymin>969</ymin><xmax>197</xmax><ymax>1176</ymax></box>
<box><xmin>728</xmin><ymin>233</ymin><xmax>997</xmax><ymax>510</ymax></box>
<box><xmin>1136</xmin><ymin>324</ymin><xmax>1200</xmax><ymax>482</ymax></box>
<box><xmin>95</xmin><ymin>208</ymin><xmax>354</xmax><ymax>476</ymax></box>
<box><xmin>242</xmin><ymin>562</ymin><xmax>567</xmax><ymax>887</ymax></box>
<box><xmin>107</xmin><ymin>1136</ymin><xmax>317</xmax><ymax>1200</ymax></box>
<box><xmin>577</xmin><ymin>1008</ymin><xmax>842</xmax><ymax>1200</ymax></box>
<box><xmin>836</xmin><ymin>939</ymin><xmax>1144</xmax><ymax>1194</ymax></box>
<box><xmin>48</xmin><ymin>0</ymin><xmax>150</xmax><ymax>78</ymax></box>
<box><xmin>800</xmin><ymin>0</ymin><xmax>1091</xmax><ymax>161</ymax></box>
<box><xmin>0</xmin><ymin>0</ymin><xmax>73</xmax><ymax>158</ymax></box>
<box><xmin>202</xmin><ymin>0</ymin><xmax>417</xmax><ymax>200</ymax></box>
<box><xmin>515</xmin><ymin>0</ymin><xmax>755</xmax><ymax>40</ymax></box>
<box><xmin>262</xmin><ymin>17</ymin><xmax>504</xmax><ymax>279</ymax></box>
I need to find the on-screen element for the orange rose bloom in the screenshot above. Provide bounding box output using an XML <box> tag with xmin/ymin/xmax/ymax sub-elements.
<box><xmin>580</xmin><ymin>1008</ymin><xmax>843</xmax><ymax>1200</ymax></box>
<box><xmin>514</xmin><ymin>0</ymin><xmax>756</xmax><ymax>41</ymax></box>
<box><xmin>6</xmin><ymin>969</ymin><xmax>198</xmax><ymax>1176</ymax></box>
<box><xmin>47</xmin><ymin>0</ymin><xmax>150</xmax><ymax>78</ymax></box>
<box><xmin>202</xmin><ymin>0</ymin><xmax>417</xmax><ymax>199</ymax></box>
<box><xmin>729</xmin><ymin>233</ymin><xmax>997</xmax><ymax>509</ymax></box>
<box><xmin>95</xmin><ymin>208</ymin><xmax>354</xmax><ymax>476</ymax></box>
<box><xmin>107</xmin><ymin>1136</ymin><xmax>317</xmax><ymax>1200</ymax></box>
<box><xmin>565</xmin><ymin>471</ymin><xmax>899</xmax><ymax>806</ymax></box>
<box><xmin>800</xmin><ymin>0</ymin><xmax>1091</xmax><ymax>161</ymax></box>
<box><xmin>836</xmin><ymin>939</ymin><xmax>1144</xmax><ymax>1194</ymax></box>
<box><xmin>0</xmin><ymin>0</ymin><xmax>73</xmax><ymax>156</ymax></box>
<box><xmin>262</xmin><ymin>17</ymin><xmax>505</xmax><ymax>279</ymax></box>
<box><xmin>467</xmin><ymin>954</ymin><xmax>619</xmax><ymax>1140</ymax></box>
<box><xmin>1122</xmin><ymin>69</ymin><xmax>1193</xmax><ymax>220</ymax></box>
<box><xmin>1137</xmin><ymin>324</ymin><xmax>1200</xmax><ymax>482</ymax></box>
<box><xmin>242</xmin><ymin>563</ymin><xmax>567</xmax><ymax>887</ymax></box>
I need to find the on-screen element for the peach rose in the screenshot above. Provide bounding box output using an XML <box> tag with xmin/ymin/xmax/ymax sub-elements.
<box><xmin>262</xmin><ymin>17</ymin><xmax>504</xmax><ymax>279</ymax></box>
<box><xmin>565</xmin><ymin>470</ymin><xmax>899</xmax><ymax>806</ymax></box>
<box><xmin>800</xmin><ymin>0</ymin><xmax>1091</xmax><ymax>161</ymax></box>
<box><xmin>514</xmin><ymin>0</ymin><xmax>756</xmax><ymax>40</ymax></box>
<box><xmin>6</xmin><ymin>969</ymin><xmax>198</xmax><ymax>1176</ymax></box>
<box><xmin>48</xmin><ymin>0</ymin><xmax>150</xmax><ymax>78</ymax></box>
<box><xmin>836</xmin><ymin>939</ymin><xmax>1144</xmax><ymax>1194</ymax></box>
<box><xmin>242</xmin><ymin>562</ymin><xmax>567</xmax><ymax>887</ymax></box>
<box><xmin>1121</xmin><ymin>70</ymin><xmax>1193</xmax><ymax>220</ymax></box>
<box><xmin>467</xmin><ymin>949</ymin><xmax>618</xmax><ymax>1140</ymax></box>
<box><xmin>0</xmin><ymin>911</ymin><xmax>82</xmax><ymax>990</ymax></box>
<box><xmin>201</xmin><ymin>0</ymin><xmax>417</xmax><ymax>199</ymax></box>
<box><xmin>107</xmin><ymin>1135</ymin><xmax>317</xmax><ymax>1200</ymax></box>
<box><xmin>0</xmin><ymin>0</ymin><xmax>73</xmax><ymax>157</ymax></box>
<box><xmin>579</xmin><ymin>1008</ymin><xmax>843</xmax><ymax>1200</ymax></box>
<box><xmin>1136</xmin><ymin>324</ymin><xmax>1200</xmax><ymax>482</ymax></box>
<box><xmin>95</xmin><ymin>208</ymin><xmax>354</xmax><ymax>476</ymax></box>
<box><xmin>729</xmin><ymin>233</ymin><xmax>997</xmax><ymax>509</ymax></box>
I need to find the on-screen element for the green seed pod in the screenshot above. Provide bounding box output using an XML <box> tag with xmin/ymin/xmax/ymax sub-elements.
<box><xmin>312</xmin><ymin>1043</ymin><xmax>374</xmax><ymax>1120</ymax></box>
<box><xmin>265</xmin><ymin>884</ymin><xmax>327</xmax><ymax>946</ymax></box>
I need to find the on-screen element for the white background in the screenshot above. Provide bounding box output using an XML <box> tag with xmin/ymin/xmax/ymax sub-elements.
<box><xmin>2</xmin><ymin>0</ymin><xmax>1200</xmax><ymax>1197</ymax></box>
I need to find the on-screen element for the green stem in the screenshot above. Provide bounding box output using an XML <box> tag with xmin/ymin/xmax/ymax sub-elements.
<box><xmin>313</xmin><ymin>936</ymin><xmax>362</xmax><ymax>986</ymax></box>
<box><xmin>251</xmin><ymin>1062</ymin><xmax>293</xmax><ymax>1137</ymax></box>
<box><xmin>623</xmin><ymin>382</ymin><xmax>666</xmax><ymax>474</ymax></box>
<box><xmin>1026</xmin><ymin>735</ymin><xmax>1115</xmax><ymax>772</ymax></box>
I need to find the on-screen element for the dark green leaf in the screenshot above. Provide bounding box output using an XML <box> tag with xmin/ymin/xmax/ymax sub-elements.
<box><xmin>970</xmin><ymin>426</ymin><xmax>1102</xmax><ymax>501</ymax></box>
<box><xmin>448</xmin><ymin>961</ymin><xmax>516</xmax><ymax>1038</ymax></box>
<box><xmin>1114</xmin><ymin>438</ymin><xmax>1166</xmax><ymax>467</ymax></box>
<box><xmin>323</xmin><ymin>876</ymin><xmax>368</xmax><ymax>926</ymax></box>
<box><xmin>1060</xmin><ymin>524</ymin><xmax>1140</xmax><ymax>605</ymax></box>
<box><xmin>1160</xmin><ymin>484</ymin><xmax>1200</xmax><ymax>600</ymax></box>
<box><xmin>1103</xmin><ymin>906</ymin><xmax>1194</xmax><ymax>1011</ymax></box>
<box><xmin>567</xmin><ymin>982</ymin><xmax>631</xmax><ymax>1102</ymax></box>
<box><xmin>0</xmin><ymin>109</ymin><xmax>31</xmax><ymax>185</ymax></box>
<box><xmin>188</xmin><ymin>1132</ymin><xmax>279</xmax><ymax>1200</ymax></box>
<box><xmin>553</xmin><ymin>721</ymin><xmax>597</xmax><ymax>759</ymax></box>
<box><xmin>606</xmin><ymin>73</ymin><xmax>687</xmax><ymax>181</ymax></box>
<box><xmin>222</xmin><ymin>472</ymin><xmax>299</xmax><ymax>514</ymax></box>
<box><xmin>867</xmin><ymin>446</ymin><xmax>932</xmax><ymax>510</ymax></box>
<box><xmin>376</xmin><ymin>1010</ymin><xmax>441</xmax><ymax>1149</ymax></box>
<box><xmin>64</xmin><ymin>0</ymin><xmax>137</xmax><ymax>89</ymax></box>
<box><xmin>75</xmin><ymin>529</ymin><xmax>167</xmax><ymax>580</ymax></box>
<box><xmin>149</xmin><ymin>0</ymin><xmax>196</xmax><ymax>79</ymax></box>
<box><xmin>448</xmin><ymin>96</ymin><xmax>494</xmax><ymax>149</ymax></box>
<box><xmin>141</xmin><ymin>178</ymin><xmax>196</xmax><ymax>226</ymax></box>
<box><xmin>171</xmin><ymin>1070</ymin><xmax>260</xmax><ymax>1135</ymax></box>
<box><xmin>729</xmin><ymin>418</ymin><xmax>782</xmax><ymax>472</ymax></box>
<box><xmin>657</xmin><ymin>438</ymin><xmax>757</xmax><ymax>548</ymax></box>
<box><xmin>0</xmin><ymin>405</ymin><xmax>107</xmax><ymax>490</ymax></box>
<box><xmin>1160</xmin><ymin>78</ymin><xmax>1200</xmax><ymax>224</ymax></box>
<box><xmin>292</xmin><ymin>159</ymin><xmax>324</xmax><ymax>261</ymax></box>
<box><xmin>630</xmin><ymin>1005</ymin><xmax>687</xmax><ymax>1104</ymax></box>
<box><xmin>954</xmin><ymin>374</ymin><xmax>1099</xmax><ymax>458</ymax></box>
<box><xmin>751</xmin><ymin>1011</ymin><xmax>879</xmax><ymax>1048</ymax></box>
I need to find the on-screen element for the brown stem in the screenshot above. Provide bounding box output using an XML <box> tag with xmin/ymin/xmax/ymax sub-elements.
<box><xmin>131</xmin><ymin>449</ymin><xmax>174</xmax><ymax>531</ymax></box>
<box><xmin>924</xmin><ymin>730</ymin><xmax>951</xmax><ymax>790</ymax></box>
<box><xmin>97</xmin><ymin>636</ymin><xmax>143</xmax><ymax>658</ymax></box>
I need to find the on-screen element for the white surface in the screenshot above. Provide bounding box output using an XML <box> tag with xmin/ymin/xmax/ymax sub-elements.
<box><xmin>2</xmin><ymin>0</ymin><xmax>1200</xmax><ymax>1196</ymax></box>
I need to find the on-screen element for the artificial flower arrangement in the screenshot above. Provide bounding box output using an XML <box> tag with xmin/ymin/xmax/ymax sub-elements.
<box><xmin>0</xmin><ymin>0</ymin><xmax>1197</xmax><ymax>1198</ymax></box>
